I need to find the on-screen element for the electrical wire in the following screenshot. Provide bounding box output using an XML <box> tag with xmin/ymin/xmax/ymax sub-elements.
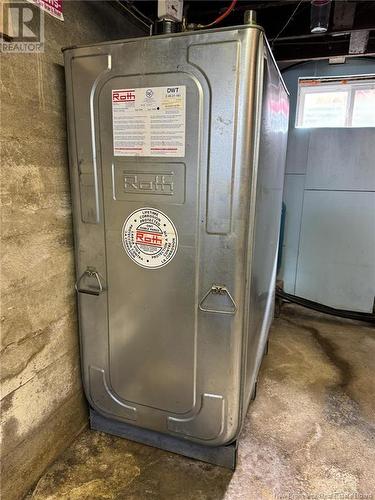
<box><xmin>271</xmin><ymin>0</ymin><xmax>304</xmax><ymax>48</ymax></box>
<box><xmin>123</xmin><ymin>0</ymin><xmax>154</xmax><ymax>26</ymax></box>
<box><xmin>199</xmin><ymin>0</ymin><xmax>238</xmax><ymax>29</ymax></box>
<box><xmin>276</xmin><ymin>288</ymin><xmax>375</xmax><ymax>324</ymax></box>
<box><xmin>114</xmin><ymin>0</ymin><xmax>153</xmax><ymax>32</ymax></box>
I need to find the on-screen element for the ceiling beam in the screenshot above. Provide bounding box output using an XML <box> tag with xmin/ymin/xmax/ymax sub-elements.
<box><xmin>273</xmin><ymin>32</ymin><xmax>375</xmax><ymax>61</ymax></box>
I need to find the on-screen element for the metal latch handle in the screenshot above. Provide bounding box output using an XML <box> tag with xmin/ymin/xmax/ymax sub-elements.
<box><xmin>199</xmin><ymin>284</ymin><xmax>237</xmax><ymax>315</ymax></box>
<box><xmin>75</xmin><ymin>267</ymin><xmax>104</xmax><ymax>296</ymax></box>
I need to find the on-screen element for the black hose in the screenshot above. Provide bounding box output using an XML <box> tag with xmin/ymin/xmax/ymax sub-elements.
<box><xmin>276</xmin><ymin>288</ymin><xmax>375</xmax><ymax>324</ymax></box>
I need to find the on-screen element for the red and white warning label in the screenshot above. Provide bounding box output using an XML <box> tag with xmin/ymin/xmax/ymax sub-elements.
<box><xmin>112</xmin><ymin>86</ymin><xmax>186</xmax><ymax>157</ymax></box>
<box><xmin>122</xmin><ymin>208</ymin><xmax>178</xmax><ymax>269</ymax></box>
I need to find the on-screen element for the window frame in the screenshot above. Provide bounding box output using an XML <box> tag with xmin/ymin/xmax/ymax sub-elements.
<box><xmin>295</xmin><ymin>74</ymin><xmax>375</xmax><ymax>129</ymax></box>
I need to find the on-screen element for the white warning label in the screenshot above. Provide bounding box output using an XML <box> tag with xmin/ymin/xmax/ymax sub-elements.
<box><xmin>112</xmin><ymin>86</ymin><xmax>186</xmax><ymax>157</ymax></box>
<box><xmin>122</xmin><ymin>208</ymin><xmax>178</xmax><ymax>269</ymax></box>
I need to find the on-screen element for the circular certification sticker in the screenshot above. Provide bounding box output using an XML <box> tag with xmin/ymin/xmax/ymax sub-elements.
<box><xmin>122</xmin><ymin>208</ymin><xmax>178</xmax><ymax>269</ymax></box>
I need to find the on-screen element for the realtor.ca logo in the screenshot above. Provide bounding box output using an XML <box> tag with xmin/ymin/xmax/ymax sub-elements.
<box><xmin>1</xmin><ymin>2</ymin><xmax>44</xmax><ymax>53</ymax></box>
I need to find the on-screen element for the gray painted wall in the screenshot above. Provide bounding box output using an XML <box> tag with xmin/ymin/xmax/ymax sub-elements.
<box><xmin>279</xmin><ymin>58</ymin><xmax>375</xmax><ymax>313</ymax></box>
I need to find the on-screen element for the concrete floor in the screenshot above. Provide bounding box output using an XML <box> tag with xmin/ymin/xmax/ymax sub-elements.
<box><xmin>28</xmin><ymin>304</ymin><xmax>375</xmax><ymax>499</ymax></box>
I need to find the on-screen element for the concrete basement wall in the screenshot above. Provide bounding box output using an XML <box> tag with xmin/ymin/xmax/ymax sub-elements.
<box><xmin>0</xmin><ymin>3</ymin><xmax>145</xmax><ymax>499</ymax></box>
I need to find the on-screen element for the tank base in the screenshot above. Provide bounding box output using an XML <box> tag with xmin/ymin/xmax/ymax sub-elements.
<box><xmin>90</xmin><ymin>408</ymin><xmax>237</xmax><ymax>470</ymax></box>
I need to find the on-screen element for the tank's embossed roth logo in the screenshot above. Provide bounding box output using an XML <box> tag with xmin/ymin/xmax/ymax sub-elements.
<box><xmin>123</xmin><ymin>172</ymin><xmax>174</xmax><ymax>196</ymax></box>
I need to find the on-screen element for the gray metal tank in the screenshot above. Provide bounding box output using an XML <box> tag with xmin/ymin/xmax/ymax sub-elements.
<box><xmin>63</xmin><ymin>23</ymin><xmax>289</xmax><ymax>468</ymax></box>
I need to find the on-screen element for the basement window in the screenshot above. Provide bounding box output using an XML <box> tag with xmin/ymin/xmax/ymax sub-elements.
<box><xmin>296</xmin><ymin>75</ymin><xmax>375</xmax><ymax>128</ymax></box>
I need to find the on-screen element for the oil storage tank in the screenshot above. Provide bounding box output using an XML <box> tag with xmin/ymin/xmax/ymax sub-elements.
<box><xmin>63</xmin><ymin>22</ymin><xmax>289</xmax><ymax>469</ymax></box>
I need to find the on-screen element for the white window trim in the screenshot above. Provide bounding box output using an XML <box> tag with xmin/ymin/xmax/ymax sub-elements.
<box><xmin>295</xmin><ymin>74</ymin><xmax>375</xmax><ymax>129</ymax></box>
